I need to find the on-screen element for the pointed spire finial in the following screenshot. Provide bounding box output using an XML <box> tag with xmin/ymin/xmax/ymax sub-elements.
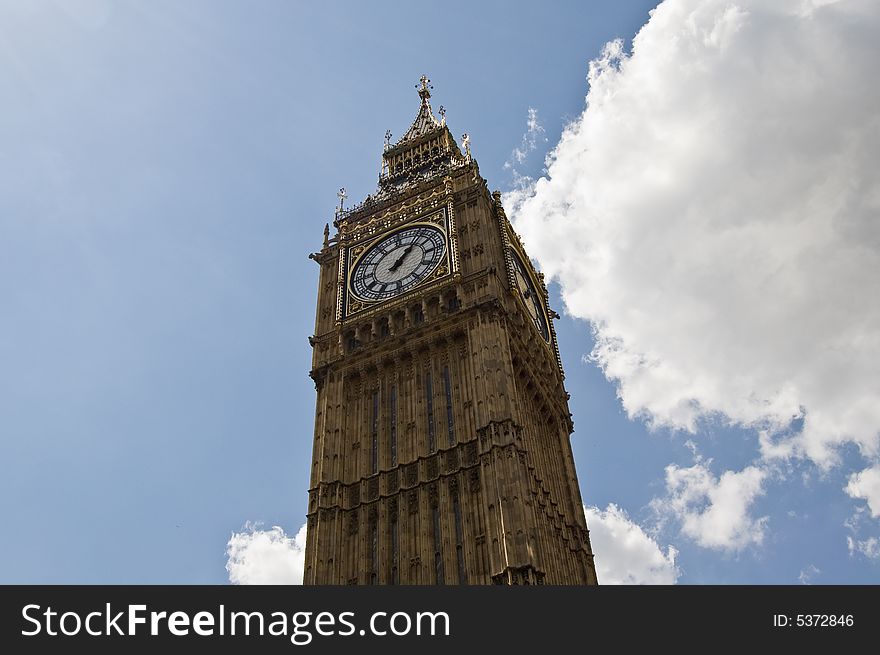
<box><xmin>417</xmin><ymin>75</ymin><xmax>432</xmax><ymax>101</ymax></box>
<box><xmin>391</xmin><ymin>76</ymin><xmax>442</xmax><ymax>147</ymax></box>
<box><xmin>323</xmin><ymin>223</ymin><xmax>330</xmax><ymax>248</ymax></box>
<box><xmin>335</xmin><ymin>187</ymin><xmax>348</xmax><ymax>218</ymax></box>
<box><xmin>384</xmin><ymin>130</ymin><xmax>392</xmax><ymax>150</ymax></box>
<box><xmin>462</xmin><ymin>133</ymin><xmax>471</xmax><ymax>161</ymax></box>
<box><xmin>438</xmin><ymin>105</ymin><xmax>446</xmax><ymax>126</ymax></box>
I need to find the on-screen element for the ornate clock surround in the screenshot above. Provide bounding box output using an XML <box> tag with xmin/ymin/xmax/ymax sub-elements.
<box><xmin>338</xmin><ymin>200</ymin><xmax>459</xmax><ymax>321</ymax></box>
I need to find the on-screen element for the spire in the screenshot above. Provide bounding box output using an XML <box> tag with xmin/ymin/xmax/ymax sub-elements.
<box><xmin>397</xmin><ymin>75</ymin><xmax>442</xmax><ymax>144</ymax></box>
<box><xmin>372</xmin><ymin>76</ymin><xmax>468</xmax><ymax>198</ymax></box>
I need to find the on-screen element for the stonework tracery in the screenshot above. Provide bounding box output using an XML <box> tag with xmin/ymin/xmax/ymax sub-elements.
<box><xmin>304</xmin><ymin>79</ymin><xmax>598</xmax><ymax>585</ymax></box>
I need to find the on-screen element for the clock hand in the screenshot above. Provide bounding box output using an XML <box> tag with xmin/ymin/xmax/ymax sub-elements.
<box><xmin>388</xmin><ymin>245</ymin><xmax>414</xmax><ymax>273</ymax></box>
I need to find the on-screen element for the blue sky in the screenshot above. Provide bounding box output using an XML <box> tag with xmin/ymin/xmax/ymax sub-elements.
<box><xmin>2</xmin><ymin>0</ymin><xmax>878</xmax><ymax>584</ymax></box>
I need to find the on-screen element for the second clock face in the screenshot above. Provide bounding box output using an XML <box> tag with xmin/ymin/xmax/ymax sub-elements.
<box><xmin>350</xmin><ymin>224</ymin><xmax>447</xmax><ymax>302</ymax></box>
<box><xmin>510</xmin><ymin>250</ymin><xmax>551</xmax><ymax>343</ymax></box>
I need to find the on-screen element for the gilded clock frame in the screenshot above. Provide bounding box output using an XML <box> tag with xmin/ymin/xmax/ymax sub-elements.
<box><xmin>340</xmin><ymin>207</ymin><xmax>455</xmax><ymax>319</ymax></box>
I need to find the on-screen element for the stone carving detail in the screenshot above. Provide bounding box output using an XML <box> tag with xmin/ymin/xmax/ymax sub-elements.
<box><xmin>347</xmin><ymin>484</ymin><xmax>360</xmax><ymax>507</ymax></box>
<box><xmin>469</xmin><ymin>468</ymin><xmax>481</xmax><ymax>492</ymax></box>
<box><xmin>465</xmin><ymin>441</ymin><xmax>478</xmax><ymax>465</ymax></box>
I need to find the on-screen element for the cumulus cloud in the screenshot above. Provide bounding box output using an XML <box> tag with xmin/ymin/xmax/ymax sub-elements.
<box><xmin>509</xmin><ymin>0</ymin><xmax>880</xmax><ymax>463</ymax></box>
<box><xmin>585</xmin><ymin>504</ymin><xmax>679</xmax><ymax>584</ymax></box>
<box><xmin>226</xmin><ymin>523</ymin><xmax>307</xmax><ymax>585</ymax></box>
<box><xmin>845</xmin><ymin>466</ymin><xmax>880</xmax><ymax>518</ymax></box>
<box><xmin>653</xmin><ymin>459</ymin><xmax>769</xmax><ymax>552</ymax></box>
<box><xmin>508</xmin><ymin>0</ymin><xmax>880</xmax><ymax>544</ymax></box>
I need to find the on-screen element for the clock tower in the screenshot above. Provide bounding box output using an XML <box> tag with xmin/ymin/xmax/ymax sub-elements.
<box><xmin>304</xmin><ymin>78</ymin><xmax>598</xmax><ymax>585</ymax></box>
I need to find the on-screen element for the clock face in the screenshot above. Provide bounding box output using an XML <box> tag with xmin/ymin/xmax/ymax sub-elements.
<box><xmin>350</xmin><ymin>224</ymin><xmax>447</xmax><ymax>302</ymax></box>
<box><xmin>510</xmin><ymin>250</ymin><xmax>550</xmax><ymax>342</ymax></box>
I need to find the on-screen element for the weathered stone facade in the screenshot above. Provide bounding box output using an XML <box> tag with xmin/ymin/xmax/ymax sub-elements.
<box><xmin>303</xmin><ymin>78</ymin><xmax>598</xmax><ymax>585</ymax></box>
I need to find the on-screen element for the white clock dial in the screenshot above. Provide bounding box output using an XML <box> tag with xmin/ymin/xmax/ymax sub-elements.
<box><xmin>350</xmin><ymin>224</ymin><xmax>447</xmax><ymax>302</ymax></box>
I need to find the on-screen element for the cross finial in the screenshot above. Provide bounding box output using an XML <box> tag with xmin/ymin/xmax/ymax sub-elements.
<box><xmin>417</xmin><ymin>75</ymin><xmax>432</xmax><ymax>101</ymax></box>
<box><xmin>336</xmin><ymin>187</ymin><xmax>348</xmax><ymax>214</ymax></box>
<box><xmin>438</xmin><ymin>105</ymin><xmax>446</xmax><ymax>126</ymax></box>
<box><xmin>384</xmin><ymin>129</ymin><xmax>392</xmax><ymax>150</ymax></box>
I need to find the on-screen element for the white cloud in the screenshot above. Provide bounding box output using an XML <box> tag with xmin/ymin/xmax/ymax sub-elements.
<box><xmin>845</xmin><ymin>466</ymin><xmax>880</xmax><ymax>518</ymax></box>
<box><xmin>798</xmin><ymin>564</ymin><xmax>820</xmax><ymax>584</ymax></box>
<box><xmin>585</xmin><ymin>504</ymin><xmax>679</xmax><ymax>584</ymax></box>
<box><xmin>653</xmin><ymin>460</ymin><xmax>768</xmax><ymax>552</ymax></box>
<box><xmin>846</xmin><ymin>535</ymin><xmax>880</xmax><ymax>559</ymax></box>
<box><xmin>507</xmin><ymin>0</ymin><xmax>880</xmax><ymax>548</ymax></box>
<box><xmin>505</xmin><ymin>107</ymin><xmax>546</xmax><ymax>170</ymax></box>
<box><xmin>508</xmin><ymin>0</ymin><xmax>880</xmax><ymax>468</ymax></box>
<box><xmin>226</xmin><ymin>523</ymin><xmax>307</xmax><ymax>585</ymax></box>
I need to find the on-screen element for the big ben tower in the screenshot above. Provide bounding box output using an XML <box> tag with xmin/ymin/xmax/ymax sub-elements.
<box><xmin>304</xmin><ymin>77</ymin><xmax>598</xmax><ymax>585</ymax></box>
